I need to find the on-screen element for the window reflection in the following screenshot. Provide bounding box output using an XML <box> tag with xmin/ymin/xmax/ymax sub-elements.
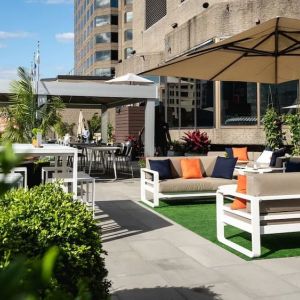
<box><xmin>221</xmin><ymin>82</ymin><xmax>257</xmax><ymax>126</ymax></box>
<box><xmin>164</xmin><ymin>77</ymin><xmax>214</xmax><ymax>129</ymax></box>
<box><xmin>260</xmin><ymin>80</ymin><xmax>299</xmax><ymax>117</ymax></box>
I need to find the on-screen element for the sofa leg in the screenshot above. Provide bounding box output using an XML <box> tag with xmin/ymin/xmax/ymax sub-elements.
<box><xmin>251</xmin><ymin>200</ymin><xmax>261</xmax><ymax>257</ymax></box>
<box><xmin>216</xmin><ymin>192</ymin><xmax>225</xmax><ymax>242</ymax></box>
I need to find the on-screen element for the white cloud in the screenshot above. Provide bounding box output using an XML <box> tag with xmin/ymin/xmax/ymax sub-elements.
<box><xmin>0</xmin><ymin>68</ymin><xmax>18</xmax><ymax>80</ymax></box>
<box><xmin>55</xmin><ymin>32</ymin><xmax>74</xmax><ymax>43</ymax></box>
<box><xmin>25</xmin><ymin>0</ymin><xmax>73</xmax><ymax>4</ymax></box>
<box><xmin>0</xmin><ymin>31</ymin><xmax>32</xmax><ymax>39</ymax></box>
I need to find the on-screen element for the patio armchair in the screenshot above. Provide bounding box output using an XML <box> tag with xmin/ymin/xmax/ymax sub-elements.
<box><xmin>217</xmin><ymin>172</ymin><xmax>300</xmax><ymax>258</ymax></box>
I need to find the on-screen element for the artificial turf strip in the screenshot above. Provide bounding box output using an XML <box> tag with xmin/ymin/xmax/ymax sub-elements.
<box><xmin>154</xmin><ymin>200</ymin><xmax>300</xmax><ymax>260</ymax></box>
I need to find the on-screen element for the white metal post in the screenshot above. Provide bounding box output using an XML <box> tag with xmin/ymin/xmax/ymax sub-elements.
<box><xmin>144</xmin><ymin>98</ymin><xmax>156</xmax><ymax>156</ymax></box>
<box><xmin>101</xmin><ymin>107</ymin><xmax>108</xmax><ymax>144</ymax></box>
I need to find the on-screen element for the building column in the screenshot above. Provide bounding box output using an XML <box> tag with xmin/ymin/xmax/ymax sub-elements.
<box><xmin>101</xmin><ymin>106</ymin><xmax>108</xmax><ymax>144</ymax></box>
<box><xmin>144</xmin><ymin>98</ymin><xmax>156</xmax><ymax>156</ymax></box>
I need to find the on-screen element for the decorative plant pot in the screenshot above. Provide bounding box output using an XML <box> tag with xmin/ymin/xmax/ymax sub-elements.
<box><xmin>32</xmin><ymin>138</ymin><xmax>37</xmax><ymax>147</ymax></box>
<box><xmin>37</xmin><ymin>132</ymin><xmax>42</xmax><ymax>147</ymax></box>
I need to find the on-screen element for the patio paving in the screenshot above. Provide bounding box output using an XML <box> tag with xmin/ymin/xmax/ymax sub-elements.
<box><xmin>95</xmin><ymin>178</ymin><xmax>300</xmax><ymax>300</ymax></box>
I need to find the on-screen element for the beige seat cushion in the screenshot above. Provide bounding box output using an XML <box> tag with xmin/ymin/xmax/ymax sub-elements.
<box><xmin>159</xmin><ymin>177</ymin><xmax>236</xmax><ymax>193</ymax></box>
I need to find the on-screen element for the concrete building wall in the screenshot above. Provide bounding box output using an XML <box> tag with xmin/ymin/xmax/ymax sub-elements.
<box><xmin>115</xmin><ymin>0</ymin><xmax>300</xmax><ymax>146</ymax></box>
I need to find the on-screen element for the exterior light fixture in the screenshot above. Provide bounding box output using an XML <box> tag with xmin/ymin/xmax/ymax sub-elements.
<box><xmin>118</xmin><ymin>59</ymin><xmax>122</xmax><ymax>63</ymax></box>
<box><xmin>255</xmin><ymin>18</ymin><xmax>261</xmax><ymax>25</ymax></box>
<box><xmin>203</xmin><ymin>2</ymin><xmax>209</xmax><ymax>8</ymax></box>
<box><xmin>171</xmin><ymin>22</ymin><xmax>178</xmax><ymax>29</ymax></box>
<box><xmin>130</xmin><ymin>49</ymin><xmax>136</xmax><ymax>55</ymax></box>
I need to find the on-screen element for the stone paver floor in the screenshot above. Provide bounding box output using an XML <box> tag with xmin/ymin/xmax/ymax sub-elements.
<box><xmin>95</xmin><ymin>178</ymin><xmax>300</xmax><ymax>300</ymax></box>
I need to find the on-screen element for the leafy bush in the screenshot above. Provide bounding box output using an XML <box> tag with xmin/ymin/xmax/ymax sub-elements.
<box><xmin>284</xmin><ymin>113</ymin><xmax>300</xmax><ymax>156</ymax></box>
<box><xmin>0</xmin><ymin>183</ymin><xmax>110</xmax><ymax>299</ymax></box>
<box><xmin>181</xmin><ymin>130</ymin><xmax>211</xmax><ymax>154</ymax></box>
<box><xmin>262</xmin><ymin>107</ymin><xmax>284</xmax><ymax>150</ymax></box>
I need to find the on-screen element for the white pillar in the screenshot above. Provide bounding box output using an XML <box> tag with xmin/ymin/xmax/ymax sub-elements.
<box><xmin>101</xmin><ymin>107</ymin><xmax>108</xmax><ymax>144</ymax></box>
<box><xmin>144</xmin><ymin>98</ymin><xmax>156</xmax><ymax>156</ymax></box>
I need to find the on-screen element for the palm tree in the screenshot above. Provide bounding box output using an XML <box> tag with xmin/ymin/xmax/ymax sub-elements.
<box><xmin>1</xmin><ymin>67</ymin><xmax>65</xmax><ymax>143</ymax></box>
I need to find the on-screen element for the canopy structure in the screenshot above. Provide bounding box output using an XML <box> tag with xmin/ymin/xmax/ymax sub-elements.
<box><xmin>0</xmin><ymin>78</ymin><xmax>158</xmax><ymax>156</ymax></box>
<box><xmin>106</xmin><ymin>73</ymin><xmax>154</xmax><ymax>85</ymax></box>
<box><xmin>144</xmin><ymin>17</ymin><xmax>300</xmax><ymax>85</ymax></box>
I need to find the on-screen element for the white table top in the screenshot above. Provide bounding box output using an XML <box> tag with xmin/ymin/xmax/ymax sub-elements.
<box><xmin>8</xmin><ymin>143</ymin><xmax>78</xmax><ymax>155</ymax></box>
<box><xmin>85</xmin><ymin>146</ymin><xmax>121</xmax><ymax>151</ymax></box>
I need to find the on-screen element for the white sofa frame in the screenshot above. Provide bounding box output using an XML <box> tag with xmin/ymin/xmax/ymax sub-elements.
<box><xmin>217</xmin><ymin>184</ymin><xmax>300</xmax><ymax>258</ymax></box>
<box><xmin>141</xmin><ymin>168</ymin><xmax>216</xmax><ymax>208</ymax></box>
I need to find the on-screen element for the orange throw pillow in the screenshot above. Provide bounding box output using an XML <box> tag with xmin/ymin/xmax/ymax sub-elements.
<box><xmin>232</xmin><ymin>147</ymin><xmax>249</xmax><ymax>162</ymax></box>
<box><xmin>180</xmin><ymin>159</ymin><xmax>203</xmax><ymax>179</ymax></box>
<box><xmin>231</xmin><ymin>175</ymin><xmax>247</xmax><ymax>210</ymax></box>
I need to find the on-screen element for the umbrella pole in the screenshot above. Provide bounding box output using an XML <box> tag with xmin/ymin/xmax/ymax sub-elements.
<box><xmin>274</xmin><ymin>17</ymin><xmax>280</xmax><ymax>112</ymax></box>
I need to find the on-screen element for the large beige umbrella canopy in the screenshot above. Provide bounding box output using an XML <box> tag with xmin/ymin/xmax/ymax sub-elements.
<box><xmin>77</xmin><ymin>110</ymin><xmax>85</xmax><ymax>137</ymax></box>
<box><xmin>106</xmin><ymin>73</ymin><xmax>154</xmax><ymax>85</ymax></box>
<box><xmin>144</xmin><ymin>17</ymin><xmax>300</xmax><ymax>85</ymax></box>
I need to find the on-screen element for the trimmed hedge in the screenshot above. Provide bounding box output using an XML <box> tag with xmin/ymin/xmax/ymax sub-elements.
<box><xmin>0</xmin><ymin>183</ymin><xmax>110</xmax><ymax>299</ymax></box>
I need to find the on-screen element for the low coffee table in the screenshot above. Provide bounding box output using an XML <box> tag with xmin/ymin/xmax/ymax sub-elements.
<box><xmin>235</xmin><ymin>164</ymin><xmax>284</xmax><ymax>175</ymax></box>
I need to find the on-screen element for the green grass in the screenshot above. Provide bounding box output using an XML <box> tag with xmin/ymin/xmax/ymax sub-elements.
<box><xmin>154</xmin><ymin>200</ymin><xmax>300</xmax><ymax>260</ymax></box>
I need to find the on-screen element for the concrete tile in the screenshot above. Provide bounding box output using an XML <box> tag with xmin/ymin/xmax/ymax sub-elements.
<box><xmin>260</xmin><ymin>292</ymin><xmax>300</xmax><ymax>300</ymax></box>
<box><xmin>113</xmin><ymin>287</ymin><xmax>185</xmax><ymax>300</ymax></box>
<box><xmin>214</xmin><ymin>264</ymin><xmax>299</xmax><ymax>297</ymax></box>
<box><xmin>129</xmin><ymin>239</ymin><xmax>186</xmax><ymax>261</ymax></box>
<box><xmin>209</xmin><ymin>282</ymin><xmax>253</xmax><ymax>300</ymax></box>
<box><xmin>110</xmin><ymin>273</ymin><xmax>169</xmax><ymax>291</ymax></box>
<box><xmin>253</xmin><ymin>257</ymin><xmax>300</xmax><ymax>275</ymax></box>
<box><xmin>151</xmin><ymin>257</ymin><xmax>222</xmax><ymax>286</ymax></box>
<box><xmin>105</xmin><ymin>251</ymin><xmax>157</xmax><ymax>276</ymax></box>
<box><xmin>281</xmin><ymin>272</ymin><xmax>300</xmax><ymax>289</ymax></box>
<box><xmin>179</xmin><ymin>244</ymin><xmax>243</xmax><ymax>268</ymax></box>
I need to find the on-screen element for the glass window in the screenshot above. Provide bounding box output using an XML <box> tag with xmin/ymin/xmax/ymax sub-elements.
<box><xmin>95</xmin><ymin>0</ymin><xmax>118</xmax><ymax>8</ymax></box>
<box><xmin>196</xmin><ymin>80</ymin><xmax>214</xmax><ymax>127</ymax></box>
<box><xmin>95</xmin><ymin>50</ymin><xmax>111</xmax><ymax>61</ymax></box>
<box><xmin>95</xmin><ymin>15</ymin><xmax>110</xmax><ymax>27</ymax></box>
<box><xmin>260</xmin><ymin>80</ymin><xmax>299</xmax><ymax>117</ymax></box>
<box><xmin>124</xmin><ymin>0</ymin><xmax>133</xmax><ymax>4</ymax></box>
<box><xmin>221</xmin><ymin>82</ymin><xmax>257</xmax><ymax>126</ymax></box>
<box><xmin>125</xmin><ymin>11</ymin><xmax>133</xmax><ymax>23</ymax></box>
<box><xmin>124</xmin><ymin>29</ymin><xmax>132</xmax><ymax>41</ymax></box>
<box><xmin>164</xmin><ymin>77</ymin><xmax>214</xmax><ymax>129</ymax></box>
<box><xmin>95</xmin><ymin>67</ymin><xmax>115</xmax><ymax>77</ymax></box>
<box><xmin>111</xmin><ymin>14</ymin><xmax>118</xmax><ymax>25</ymax></box>
<box><xmin>95</xmin><ymin>32</ymin><xmax>118</xmax><ymax>43</ymax></box>
<box><xmin>95</xmin><ymin>50</ymin><xmax>118</xmax><ymax>61</ymax></box>
<box><xmin>124</xmin><ymin>47</ymin><xmax>133</xmax><ymax>59</ymax></box>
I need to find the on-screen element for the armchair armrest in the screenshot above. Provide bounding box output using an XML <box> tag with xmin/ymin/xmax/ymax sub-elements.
<box><xmin>140</xmin><ymin>168</ymin><xmax>159</xmax><ymax>182</ymax></box>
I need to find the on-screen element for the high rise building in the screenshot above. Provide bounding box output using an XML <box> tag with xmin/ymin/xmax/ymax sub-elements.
<box><xmin>74</xmin><ymin>0</ymin><xmax>119</xmax><ymax>77</ymax></box>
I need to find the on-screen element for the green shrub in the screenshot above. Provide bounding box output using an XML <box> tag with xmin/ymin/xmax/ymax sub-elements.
<box><xmin>0</xmin><ymin>183</ymin><xmax>110</xmax><ymax>299</ymax></box>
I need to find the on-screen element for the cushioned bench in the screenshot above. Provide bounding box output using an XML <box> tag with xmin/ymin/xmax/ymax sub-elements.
<box><xmin>217</xmin><ymin>172</ymin><xmax>300</xmax><ymax>257</ymax></box>
<box><xmin>141</xmin><ymin>156</ymin><xmax>237</xmax><ymax>207</ymax></box>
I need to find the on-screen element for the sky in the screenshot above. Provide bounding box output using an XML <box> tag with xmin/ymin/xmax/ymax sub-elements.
<box><xmin>0</xmin><ymin>0</ymin><xmax>74</xmax><ymax>80</ymax></box>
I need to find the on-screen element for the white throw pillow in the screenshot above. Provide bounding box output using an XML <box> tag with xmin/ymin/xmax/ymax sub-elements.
<box><xmin>256</xmin><ymin>150</ymin><xmax>273</xmax><ymax>164</ymax></box>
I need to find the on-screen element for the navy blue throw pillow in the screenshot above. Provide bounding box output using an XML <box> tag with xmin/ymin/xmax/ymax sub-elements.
<box><xmin>149</xmin><ymin>159</ymin><xmax>172</xmax><ymax>179</ymax></box>
<box><xmin>211</xmin><ymin>157</ymin><xmax>238</xmax><ymax>179</ymax></box>
<box><xmin>270</xmin><ymin>148</ymin><xmax>286</xmax><ymax>167</ymax></box>
<box><xmin>225</xmin><ymin>147</ymin><xmax>233</xmax><ymax>158</ymax></box>
<box><xmin>285</xmin><ymin>160</ymin><xmax>300</xmax><ymax>173</ymax></box>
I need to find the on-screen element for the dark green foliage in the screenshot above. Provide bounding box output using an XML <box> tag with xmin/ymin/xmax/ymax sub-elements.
<box><xmin>262</xmin><ymin>107</ymin><xmax>284</xmax><ymax>150</ymax></box>
<box><xmin>0</xmin><ymin>183</ymin><xmax>110</xmax><ymax>299</ymax></box>
<box><xmin>284</xmin><ymin>113</ymin><xmax>300</xmax><ymax>155</ymax></box>
<box><xmin>87</xmin><ymin>113</ymin><xmax>101</xmax><ymax>140</ymax></box>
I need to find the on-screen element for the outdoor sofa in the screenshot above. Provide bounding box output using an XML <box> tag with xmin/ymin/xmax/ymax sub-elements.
<box><xmin>141</xmin><ymin>156</ymin><xmax>236</xmax><ymax>207</ymax></box>
<box><xmin>217</xmin><ymin>172</ymin><xmax>300</xmax><ymax>258</ymax></box>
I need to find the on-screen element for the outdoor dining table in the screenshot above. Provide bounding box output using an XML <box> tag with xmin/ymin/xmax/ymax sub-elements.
<box><xmin>10</xmin><ymin>143</ymin><xmax>78</xmax><ymax>198</ymax></box>
<box><xmin>86</xmin><ymin>146</ymin><xmax>121</xmax><ymax>180</ymax></box>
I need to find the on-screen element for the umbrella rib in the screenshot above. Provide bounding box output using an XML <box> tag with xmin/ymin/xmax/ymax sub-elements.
<box><xmin>209</xmin><ymin>31</ymin><xmax>274</xmax><ymax>81</ymax></box>
<box><xmin>225</xmin><ymin>45</ymin><xmax>273</xmax><ymax>56</ymax></box>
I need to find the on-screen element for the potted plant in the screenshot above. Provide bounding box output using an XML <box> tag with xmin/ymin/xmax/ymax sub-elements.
<box><xmin>168</xmin><ymin>140</ymin><xmax>185</xmax><ymax>156</ymax></box>
<box><xmin>32</xmin><ymin>128</ymin><xmax>43</xmax><ymax>147</ymax></box>
<box><xmin>284</xmin><ymin>112</ymin><xmax>300</xmax><ymax>156</ymax></box>
<box><xmin>181</xmin><ymin>129</ymin><xmax>211</xmax><ymax>156</ymax></box>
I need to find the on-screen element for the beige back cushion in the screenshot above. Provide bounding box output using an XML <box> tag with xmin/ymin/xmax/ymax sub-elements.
<box><xmin>246</xmin><ymin>173</ymin><xmax>300</xmax><ymax>197</ymax></box>
<box><xmin>146</xmin><ymin>156</ymin><xmax>217</xmax><ymax>178</ymax></box>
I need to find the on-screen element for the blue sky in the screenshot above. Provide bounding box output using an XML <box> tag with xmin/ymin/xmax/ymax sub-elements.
<box><xmin>0</xmin><ymin>0</ymin><xmax>74</xmax><ymax>80</ymax></box>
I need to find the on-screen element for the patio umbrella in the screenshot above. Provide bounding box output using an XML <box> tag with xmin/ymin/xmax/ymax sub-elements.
<box><xmin>77</xmin><ymin>110</ymin><xmax>85</xmax><ymax>137</ymax></box>
<box><xmin>106</xmin><ymin>73</ymin><xmax>154</xmax><ymax>85</ymax></box>
<box><xmin>144</xmin><ymin>17</ymin><xmax>300</xmax><ymax>85</ymax></box>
